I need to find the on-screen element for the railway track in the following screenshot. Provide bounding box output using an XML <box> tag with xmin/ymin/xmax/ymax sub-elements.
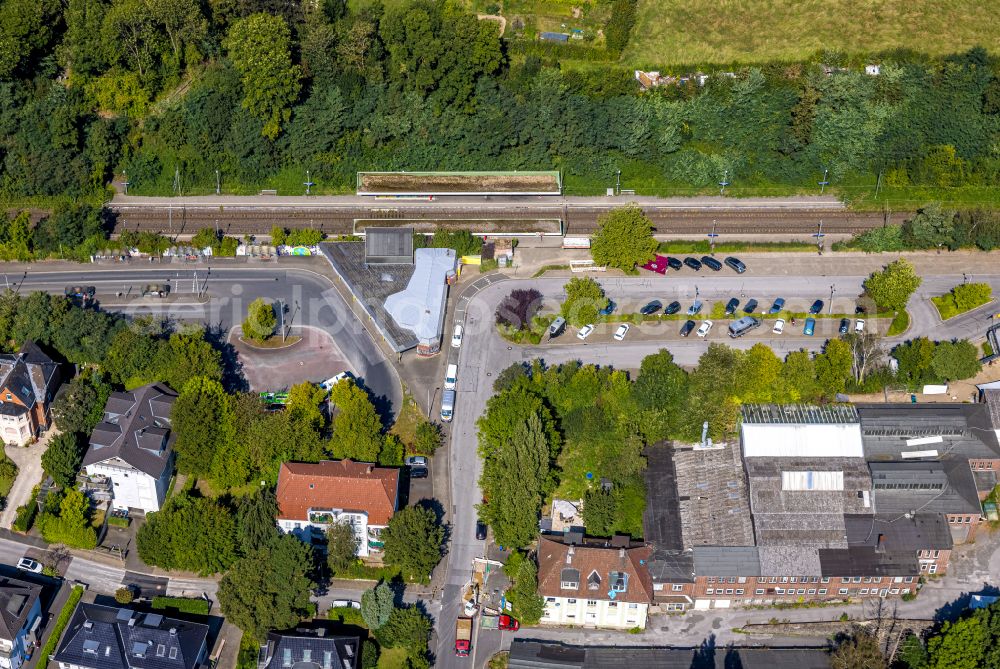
<box><xmin>112</xmin><ymin>205</ymin><xmax>905</xmax><ymax>237</ymax></box>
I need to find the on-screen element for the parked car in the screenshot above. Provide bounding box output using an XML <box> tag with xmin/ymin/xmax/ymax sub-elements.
<box><xmin>804</xmin><ymin>317</ymin><xmax>816</xmax><ymax>336</ymax></box>
<box><xmin>855</xmin><ymin>319</ymin><xmax>866</xmax><ymax>333</ymax></box>
<box><xmin>451</xmin><ymin>324</ymin><xmax>464</xmax><ymax>348</ymax></box>
<box><xmin>839</xmin><ymin>318</ymin><xmax>850</xmax><ymax>334</ymax></box>
<box><xmin>613</xmin><ymin>324</ymin><xmax>630</xmax><ymax>341</ymax></box>
<box><xmin>16</xmin><ymin>558</ymin><xmax>42</xmax><ymax>574</ymax></box>
<box><xmin>498</xmin><ymin>615</ymin><xmax>520</xmax><ymax>631</ymax></box>
<box><xmin>683</xmin><ymin>257</ymin><xmax>703</xmax><ymax>271</ymax></box>
<box><xmin>680</xmin><ymin>320</ymin><xmax>696</xmax><ymax>337</ymax></box>
<box><xmin>331</xmin><ymin>600</ymin><xmax>361</xmax><ymax>610</ymax></box>
<box><xmin>772</xmin><ymin>319</ymin><xmax>785</xmax><ymax>334</ymax></box>
<box><xmin>444</xmin><ymin>363</ymin><xmax>458</xmax><ymax>391</ymax></box>
<box><xmin>666</xmin><ymin>257</ymin><xmax>683</xmax><ymax>271</ymax></box>
<box><xmin>728</xmin><ymin>316</ymin><xmax>760</xmax><ymax>338</ymax></box>
<box><xmin>405</xmin><ymin>455</ymin><xmax>427</xmax><ymax>467</ymax></box>
<box><xmin>476</xmin><ymin>521</ymin><xmax>488</xmax><ymax>541</ymax></box>
<box><xmin>577</xmin><ymin>324</ymin><xmax>595</xmax><ymax>340</ymax></box>
<box><xmin>724</xmin><ymin>298</ymin><xmax>740</xmax><ymax>316</ymax></box>
<box><xmin>410</xmin><ymin>466</ymin><xmax>429</xmax><ymax>479</ymax></box>
<box><xmin>743</xmin><ymin>299</ymin><xmax>759</xmax><ymax>314</ymax></box>
<box><xmin>697</xmin><ymin>320</ymin><xmax>713</xmax><ymax>337</ymax></box>
<box><xmin>320</xmin><ymin>371</ymin><xmax>353</xmax><ymax>391</ymax></box>
<box><xmin>687</xmin><ymin>300</ymin><xmax>703</xmax><ymax>316</ymax></box>
<box><xmin>769</xmin><ymin>298</ymin><xmax>786</xmax><ymax>314</ymax></box>
<box><xmin>548</xmin><ymin>316</ymin><xmax>567</xmax><ymax>337</ymax></box>
<box><xmin>640</xmin><ymin>300</ymin><xmax>663</xmax><ymax>316</ymax></box>
<box><xmin>724</xmin><ymin>257</ymin><xmax>747</xmax><ymax>273</ymax></box>
<box><xmin>599</xmin><ymin>300</ymin><xmax>617</xmax><ymax>316</ymax></box>
<box><xmin>809</xmin><ymin>300</ymin><xmax>824</xmax><ymax>314</ymax></box>
<box><xmin>701</xmin><ymin>256</ymin><xmax>723</xmax><ymax>271</ymax></box>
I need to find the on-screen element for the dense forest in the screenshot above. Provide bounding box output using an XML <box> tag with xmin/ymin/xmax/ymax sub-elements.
<box><xmin>1</xmin><ymin>0</ymin><xmax>1000</xmax><ymax>202</ymax></box>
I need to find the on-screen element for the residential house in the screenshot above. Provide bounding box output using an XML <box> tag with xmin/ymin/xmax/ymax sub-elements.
<box><xmin>257</xmin><ymin>627</ymin><xmax>359</xmax><ymax>669</ymax></box>
<box><xmin>53</xmin><ymin>604</ymin><xmax>209</xmax><ymax>669</ymax></box>
<box><xmin>509</xmin><ymin>640</ymin><xmax>834</xmax><ymax>668</ymax></box>
<box><xmin>275</xmin><ymin>460</ymin><xmax>400</xmax><ymax>559</ymax></box>
<box><xmin>537</xmin><ymin>535</ymin><xmax>654</xmax><ymax>629</ymax></box>
<box><xmin>0</xmin><ymin>341</ymin><xmax>60</xmax><ymax>447</ymax></box>
<box><xmin>0</xmin><ymin>576</ymin><xmax>42</xmax><ymax>669</ymax></box>
<box><xmin>81</xmin><ymin>383</ymin><xmax>177</xmax><ymax>514</ymax></box>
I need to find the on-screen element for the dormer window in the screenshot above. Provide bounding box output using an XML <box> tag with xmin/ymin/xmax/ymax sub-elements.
<box><xmin>587</xmin><ymin>570</ymin><xmax>601</xmax><ymax>590</ymax></box>
<box><xmin>610</xmin><ymin>571</ymin><xmax>628</xmax><ymax>593</ymax></box>
<box><xmin>560</xmin><ymin>568</ymin><xmax>579</xmax><ymax>589</ymax></box>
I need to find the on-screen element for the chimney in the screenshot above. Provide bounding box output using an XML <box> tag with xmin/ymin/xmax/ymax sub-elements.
<box><xmin>566</xmin><ymin>546</ymin><xmax>574</xmax><ymax>564</ymax></box>
<box><xmin>876</xmin><ymin>534</ymin><xmax>885</xmax><ymax>552</ymax></box>
<box><xmin>619</xmin><ymin>548</ymin><xmax>626</xmax><ymax>558</ymax></box>
<box><xmin>366</xmin><ymin>465</ymin><xmax>374</xmax><ymax>474</ymax></box>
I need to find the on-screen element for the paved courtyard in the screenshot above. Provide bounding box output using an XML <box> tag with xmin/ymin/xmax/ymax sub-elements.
<box><xmin>231</xmin><ymin>325</ymin><xmax>352</xmax><ymax>392</ymax></box>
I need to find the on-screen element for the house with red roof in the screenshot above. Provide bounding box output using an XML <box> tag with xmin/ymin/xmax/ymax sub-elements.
<box><xmin>275</xmin><ymin>460</ymin><xmax>400</xmax><ymax>559</ymax></box>
<box><xmin>537</xmin><ymin>535</ymin><xmax>654</xmax><ymax>629</ymax></box>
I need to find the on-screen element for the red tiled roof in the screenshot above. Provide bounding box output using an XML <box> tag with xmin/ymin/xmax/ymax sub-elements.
<box><xmin>276</xmin><ymin>460</ymin><xmax>399</xmax><ymax>526</ymax></box>
<box><xmin>537</xmin><ymin>537</ymin><xmax>654</xmax><ymax>604</ymax></box>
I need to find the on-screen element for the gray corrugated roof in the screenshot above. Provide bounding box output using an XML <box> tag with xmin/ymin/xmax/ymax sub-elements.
<box><xmin>818</xmin><ymin>546</ymin><xmax>918</xmax><ymax>577</ymax></box>
<box><xmin>857</xmin><ymin>403</ymin><xmax>1000</xmax><ymax>460</ymax></box>
<box><xmin>742</xmin><ymin>404</ymin><xmax>858</xmax><ymax>425</ymax></box>
<box><xmin>646</xmin><ymin>548</ymin><xmax>695</xmax><ymax>584</ymax></box>
<box><xmin>692</xmin><ymin>546</ymin><xmax>761</xmax><ymax>577</ymax></box>
<box><xmin>83</xmin><ymin>382</ymin><xmax>177</xmax><ymax>478</ymax></box>
<box><xmin>673</xmin><ymin>446</ymin><xmax>755</xmax><ymax>547</ymax></box>
<box><xmin>364</xmin><ymin>227</ymin><xmax>414</xmax><ymax>264</ymax></box>
<box><xmin>869</xmin><ymin>460</ymin><xmax>981</xmax><ymax>516</ymax></box>
<box><xmin>844</xmin><ymin>513</ymin><xmax>953</xmax><ymax>551</ymax></box>
<box><xmin>758</xmin><ymin>546</ymin><xmax>821</xmax><ymax>577</ymax></box>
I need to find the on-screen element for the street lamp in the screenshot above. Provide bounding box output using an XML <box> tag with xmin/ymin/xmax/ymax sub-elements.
<box><xmin>813</xmin><ymin>220</ymin><xmax>825</xmax><ymax>255</ymax></box>
<box><xmin>829</xmin><ymin>285</ymin><xmax>835</xmax><ymax>315</ymax></box>
<box><xmin>304</xmin><ymin>170</ymin><xmax>315</xmax><ymax>196</ymax></box>
<box><xmin>215</xmin><ymin>170</ymin><xmax>221</xmax><ymax>196</ymax></box>
<box><xmin>615</xmin><ymin>169</ymin><xmax>622</xmax><ymax>195</ymax></box>
<box><xmin>122</xmin><ymin>172</ymin><xmax>130</xmax><ymax>195</ymax></box>
<box><xmin>818</xmin><ymin>168</ymin><xmax>830</xmax><ymax>195</ymax></box>
<box><xmin>707</xmin><ymin>220</ymin><xmax>719</xmax><ymax>255</ymax></box>
<box><xmin>719</xmin><ymin>170</ymin><xmax>730</xmax><ymax>196</ymax></box>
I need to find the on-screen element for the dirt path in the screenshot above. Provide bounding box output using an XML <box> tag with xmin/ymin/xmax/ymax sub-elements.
<box><xmin>1</xmin><ymin>430</ymin><xmax>55</xmax><ymax>528</ymax></box>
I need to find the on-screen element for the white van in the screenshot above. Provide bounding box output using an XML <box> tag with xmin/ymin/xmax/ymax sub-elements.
<box><xmin>445</xmin><ymin>364</ymin><xmax>458</xmax><ymax>390</ymax></box>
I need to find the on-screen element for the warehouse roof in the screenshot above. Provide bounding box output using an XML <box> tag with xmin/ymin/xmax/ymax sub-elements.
<box><xmin>384</xmin><ymin>248</ymin><xmax>456</xmax><ymax>345</ymax></box>
<box><xmin>857</xmin><ymin>403</ymin><xmax>1000</xmax><ymax>460</ymax></box>
<box><xmin>364</xmin><ymin>227</ymin><xmax>413</xmax><ymax>264</ymax></box>
<box><xmin>508</xmin><ymin>641</ymin><xmax>833</xmax><ymax>669</ymax></box>
<box><xmin>868</xmin><ymin>460</ymin><xmax>981</xmax><ymax>516</ymax></box>
<box><xmin>844</xmin><ymin>513</ymin><xmax>953</xmax><ymax>551</ymax></box>
<box><xmin>692</xmin><ymin>547</ymin><xmax>761</xmax><ymax>577</ymax></box>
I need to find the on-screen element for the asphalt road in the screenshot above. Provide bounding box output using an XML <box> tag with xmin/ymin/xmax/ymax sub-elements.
<box><xmin>9</xmin><ymin>265</ymin><xmax>402</xmax><ymax>417</ymax></box>
<box><xmin>434</xmin><ymin>269</ymin><xmax>1000</xmax><ymax>668</ymax></box>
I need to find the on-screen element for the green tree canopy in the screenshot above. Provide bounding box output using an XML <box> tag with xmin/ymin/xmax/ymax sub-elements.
<box><xmin>930</xmin><ymin>339</ymin><xmax>982</xmax><ymax>381</ymax></box>
<box><xmin>41</xmin><ymin>432</ymin><xmax>83</xmax><ymax>488</ymax></box>
<box><xmin>864</xmin><ymin>259</ymin><xmax>922</xmax><ymax>311</ymax></box>
<box><xmin>137</xmin><ymin>494</ymin><xmax>238</xmax><ymax>574</ymax></box>
<box><xmin>360</xmin><ymin>581</ymin><xmax>394</xmax><ymax>630</ymax></box>
<box><xmin>218</xmin><ymin>534</ymin><xmax>315</xmax><ymax>642</ymax></box>
<box><xmin>171</xmin><ymin>376</ymin><xmax>236</xmax><ymax>480</ymax></box>
<box><xmin>223</xmin><ymin>13</ymin><xmax>301</xmax><ymax>139</ymax></box>
<box><xmin>329</xmin><ymin>381</ymin><xmax>384</xmax><ymax>461</ymax></box>
<box><xmin>52</xmin><ymin>370</ymin><xmax>111</xmax><ymax>435</ymax></box>
<box><xmin>326</xmin><ymin>520</ymin><xmax>359</xmax><ymax>573</ymax></box>
<box><xmin>830</xmin><ymin>631</ymin><xmax>887</xmax><ymax>669</ymax></box>
<box><xmin>590</xmin><ymin>205</ymin><xmax>658</xmax><ymax>271</ymax></box>
<box><xmin>235</xmin><ymin>487</ymin><xmax>280</xmax><ymax>556</ymax></box>
<box><xmin>243</xmin><ymin>297</ymin><xmax>276</xmax><ymax>342</ymax></box>
<box><xmin>815</xmin><ymin>338</ymin><xmax>853</xmax><ymax>397</ymax></box>
<box><xmin>383</xmin><ymin>505</ymin><xmax>444</xmax><ymax>579</ymax></box>
<box><xmin>503</xmin><ymin>551</ymin><xmax>544</xmax><ymax>625</ymax></box>
<box><xmin>560</xmin><ymin>277</ymin><xmax>607</xmax><ymax>327</ymax></box>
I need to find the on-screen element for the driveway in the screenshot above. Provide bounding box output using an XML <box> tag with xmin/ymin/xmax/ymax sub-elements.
<box><xmin>1</xmin><ymin>429</ymin><xmax>55</xmax><ymax>528</ymax></box>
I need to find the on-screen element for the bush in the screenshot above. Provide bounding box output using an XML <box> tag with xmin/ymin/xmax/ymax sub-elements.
<box><xmin>152</xmin><ymin>596</ymin><xmax>211</xmax><ymax>616</ymax></box>
<box><xmin>495</xmin><ymin>289</ymin><xmax>543</xmax><ymax>331</ymax></box>
<box><xmin>40</xmin><ymin>586</ymin><xmax>84</xmax><ymax>661</ymax></box>
<box><xmin>933</xmin><ymin>283</ymin><xmax>992</xmax><ymax>320</ymax></box>
<box><xmin>12</xmin><ymin>502</ymin><xmax>36</xmax><ymax>533</ymax></box>
<box><xmin>887</xmin><ymin>311</ymin><xmax>910</xmax><ymax>336</ymax></box>
<box><xmin>115</xmin><ymin>587</ymin><xmax>134</xmax><ymax>604</ymax></box>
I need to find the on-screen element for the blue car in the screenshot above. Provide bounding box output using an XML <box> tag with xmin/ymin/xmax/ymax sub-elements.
<box><xmin>804</xmin><ymin>317</ymin><xmax>816</xmax><ymax>336</ymax></box>
<box><xmin>599</xmin><ymin>300</ymin><xmax>617</xmax><ymax>316</ymax></box>
<box><xmin>768</xmin><ymin>298</ymin><xmax>785</xmax><ymax>314</ymax></box>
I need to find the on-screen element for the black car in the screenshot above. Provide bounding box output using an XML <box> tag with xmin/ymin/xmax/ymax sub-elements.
<box><xmin>410</xmin><ymin>466</ymin><xmax>429</xmax><ymax>479</ymax></box>
<box><xmin>724</xmin><ymin>298</ymin><xmax>740</xmax><ymax>316</ymax></box>
<box><xmin>666</xmin><ymin>257</ymin><xmax>683</xmax><ymax>271</ymax></box>
<box><xmin>475</xmin><ymin>521</ymin><xmax>488</xmax><ymax>541</ymax></box>
<box><xmin>679</xmin><ymin>320</ymin><xmax>696</xmax><ymax>337</ymax></box>
<box><xmin>683</xmin><ymin>257</ymin><xmax>703</xmax><ymax>271</ymax></box>
<box><xmin>743</xmin><ymin>299</ymin><xmax>758</xmax><ymax>314</ymax></box>
<box><xmin>724</xmin><ymin>257</ymin><xmax>747</xmax><ymax>273</ymax></box>
<box><xmin>839</xmin><ymin>318</ymin><xmax>850</xmax><ymax>334</ymax></box>
<box><xmin>664</xmin><ymin>301</ymin><xmax>681</xmax><ymax>315</ymax></box>
<box><xmin>640</xmin><ymin>300</ymin><xmax>663</xmax><ymax>316</ymax></box>
<box><xmin>701</xmin><ymin>256</ymin><xmax>723</xmax><ymax>271</ymax></box>
<box><xmin>810</xmin><ymin>300</ymin><xmax>824</xmax><ymax>314</ymax></box>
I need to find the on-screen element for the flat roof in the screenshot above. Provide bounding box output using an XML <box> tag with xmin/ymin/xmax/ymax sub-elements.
<box><xmin>692</xmin><ymin>547</ymin><xmax>761</xmax><ymax>577</ymax></box>
<box><xmin>742</xmin><ymin>422</ymin><xmax>865</xmax><ymax>458</ymax></box>
<box><xmin>844</xmin><ymin>513</ymin><xmax>953</xmax><ymax>551</ymax></box>
<box><xmin>364</xmin><ymin>227</ymin><xmax>413</xmax><ymax>264</ymax></box>
<box><xmin>357</xmin><ymin>171</ymin><xmax>562</xmax><ymax>196</ymax></box>
<box><xmin>742</xmin><ymin>404</ymin><xmax>859</xmax><ymax>425</ymax></box>
<box><xmin>857</xmin><ymin>403</ymin><xmax>1000</xmax><ymax>461</ymax></box>
<box><xmin>384</xmin><ymin>248</ymin><xmax>456</xmax><ymax>345</ymax></box>
<box><xmin>672</xmin><ymin>445</ymin><xmax>755</xmax><ymax>547</ymax></box>
<box><xmin>868</xmin><ymin>459</ymin><xmax>981</xmax><ymax>516</ymax></box>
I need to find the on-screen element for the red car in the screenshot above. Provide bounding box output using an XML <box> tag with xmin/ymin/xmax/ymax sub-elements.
<box><xmin>498</xmin><ymin>615</ymin><xmax>520</xmax><ymax>631</ymax></box>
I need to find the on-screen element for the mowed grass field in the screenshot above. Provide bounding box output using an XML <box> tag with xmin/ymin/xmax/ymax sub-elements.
<box><xmin>625</xmin><ymin>0</ymin><xmax>1000</xmax><ymax>67</ymax></box>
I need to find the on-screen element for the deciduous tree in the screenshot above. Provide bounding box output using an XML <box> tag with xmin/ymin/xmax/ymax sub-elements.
<box><xmin>329</xmin><ymin>381</ymin><xmax>384</xmax><ymax>461</ymax></box>
<box><xmin>383</xmin><ymin>505</ymin><xmax>443</xmax><ymax>578</ymax></box>
<box><xmin>326</xmin><ymin>520</ymin><xmax>359</xmax><ymax>573</ymax></box>
<box><xmin>590</xmin><ymin>205</ymin><xmax>657</xmax><ymax>272</ymax></box>
<box><xmin>360</xmin><ymin>581</ymin><xmax>393</xmax><ymax>630</ymax></box>
<box><xmin>930</xmin><ymin>340</ymin><xmax>981</xmax><ymax>382</ymax></box>
<box><xmin>41</xmin><ymin>433</ymin><xmax>83</xmax><ymax>488</ymax></box>
<box><xmin>560</xmin><ymin>277</ymin><xmax>607</xmax><ymax>327</ymax></box>
<box><xmin>243</xmin><ymin>297</ymin><xmax>276</xmax><ymax>341</ymax></box>
<box><xmin>864</xmin><ymin>259</ymin><xmax>922</xmax><ymax>312</ymax></box>
<box><xmin>171</xmin><ymin>377</ymin><xmax>235</xmax><ymax>479</ymax></box>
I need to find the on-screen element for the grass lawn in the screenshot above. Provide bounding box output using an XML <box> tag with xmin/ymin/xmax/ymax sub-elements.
<box><xmin>887</xmin><ymin>311</ymin><xmax>910</xmax><ymax>336</ymax></box>
<box><xmin>377</xmin><ymin>647</ymin><xmax>410</xmax><ymax>669</ymax></box>
<box><xmin>658</xmin><ymin>240</ymin><xmax>817</xmax><ymax>254</ymax></box>
<box><xmin>931</xmin><ymin>289</ymin><xmax>992</xmax><ymax>320</ymax></box>
<box><xmin>0</xmin><ymin>460</ymin><xmax>16</xmax><ymax>498</ymax></box>
<box><xmin>625</xmin><ymin>0</ymin><xmax>1000</xmax><ymax>67</ymax></box>
<box><xmin>389</xmin><ymin>388</ymin><xmax>424</xmax><ymax>450</ymax></box>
